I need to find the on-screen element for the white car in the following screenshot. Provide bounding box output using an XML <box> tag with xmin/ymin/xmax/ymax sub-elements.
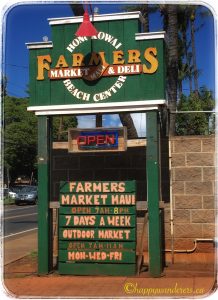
<box><xmin>3</xmin><ymin>188</ymin><xmax>17</xmax><ymax>199</ymax></box>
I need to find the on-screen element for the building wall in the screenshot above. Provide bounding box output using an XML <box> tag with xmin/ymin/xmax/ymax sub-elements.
<box><xmin>165</xmin><ymin>136</ymin><xmax>216</xmax><ymax>251</ymax></box>
<box><xmin>51</xmin><ymin>135</ymin><xmax>216</xmax><ymax>252</ymax></box>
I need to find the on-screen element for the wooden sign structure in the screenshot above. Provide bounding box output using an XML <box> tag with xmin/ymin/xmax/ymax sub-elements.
<box><xmin>68</xmin><ymin>127</ymin><xmax>127</xmax><ymax>152</ymax></box>
<box><xmin>26</xmin><ymin>11</ymin><xmax>164</xmax><ymax>277</ymax></box>
<box><xmin>58</xmin><ymin>180</ymin><xmax>136</xmax><ymax>275</ymax></box>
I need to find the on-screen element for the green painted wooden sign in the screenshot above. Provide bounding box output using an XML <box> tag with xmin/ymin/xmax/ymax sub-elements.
<box><xmin>59</xmin><ymin>205</ymin><xmax>136</xmax><ymax>215</ymax></box>
<box><xmin>59</xmin><ymin>241</ymin><xmax>136</xmax><ymax>250</ymax></box>
<box><xmin>60</xmin><ymin>180</ymin><xmax>136</xmax><ymax>193</ymax></box>
<box><xmin>58</xmin><ymin>180</ymin><xmax>136</xmax><ymax>275</ymax></box>
<box><xmin>58</xmin><ymin>263</ymin><xmax>135</xmax><ymax>276</ymax></box>
<box><xmin>59</xmin><ymin>228</ymin><xmax>136</xmax><ymax>240</ymax></box>
<box><xmin>59</xmin><ymin>193</ymin><xmax>136</xmax><ymax>206</ymax></box>
<box><xmin>26</xmin><ymin>12</ymin><xmax>166</xmax><ymax>115</ymax></box>
<box><xmin>59</xmin><ymin>214</ymin><xmax>136</xmax><ymax>227</ymax></box>
<box><xmin>59</xmin><ymin>249</ymin><xmax>135</xmax><ymax>263</ymax></box>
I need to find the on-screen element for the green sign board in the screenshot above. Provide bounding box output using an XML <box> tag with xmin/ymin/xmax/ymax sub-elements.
<box><xmin>58</xmin><ymin>180</ymin><xmax>136</xmax><ymax>275</ymax></box>
<box><xmin>26</xmin><ymin>12</ymin><xmax>166</xmax><ymax>115</ymax></box>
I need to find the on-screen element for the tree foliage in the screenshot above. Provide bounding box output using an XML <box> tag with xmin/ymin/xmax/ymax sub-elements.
<box><xmin>4</xmin><ymin>96</ymin><xmax>38</xmax><ymax>183</ymax></box>
<box><xmin>176</xmin><ymin>88</ymin><xmax>215</xmax><ymax>135</ymax></box>
<box><xmin>4</xmin><ymin>95</ymin><xmax>78</xmax><ymax>184</ymax></box>
<box><xmin>52</xmin><ymin>116</ymin><xmax>78</xmax><ymax>141</ymax></box>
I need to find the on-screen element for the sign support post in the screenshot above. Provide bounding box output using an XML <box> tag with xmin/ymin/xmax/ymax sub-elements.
<box><xmin>37</xmin><ymin>116</ymin><xmax>52</xmax><ymax>274</ymax></box>
<box><xmin>146</xmin><ymin>111</ymin><xmax>162</xmax><ymax>277</ymax></box>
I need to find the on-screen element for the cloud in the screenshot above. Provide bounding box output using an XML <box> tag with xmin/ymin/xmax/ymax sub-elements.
<box><xmin>131</xmin><ymin>113</ymin><xmax>146</xmax><ymax>137</ymax></box>
<box><xmin>77</xmin><ymin>115</ymin><xmax>96</xmax><ymax>128</ymax></box>
<box><xmin>103</xmin><ymin>114</ymin><xmax>122</xmax><ymax>127</ymax></box>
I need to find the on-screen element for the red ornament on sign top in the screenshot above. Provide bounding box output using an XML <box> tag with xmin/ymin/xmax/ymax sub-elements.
<box><xmin>75</xmin><ymin>9</ymin><xmax>98</xmax><ymax>37</ymax></box>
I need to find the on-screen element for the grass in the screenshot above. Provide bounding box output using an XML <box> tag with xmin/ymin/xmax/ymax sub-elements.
<box><xmin>3</xmin><ymin>197</ymin><xmax>15</xmax><ymax>205</ymax></box>
<box><xmin>28</xmin><ymin>251</ymin><xmax>38</xmax><ymax>259</ymax></box>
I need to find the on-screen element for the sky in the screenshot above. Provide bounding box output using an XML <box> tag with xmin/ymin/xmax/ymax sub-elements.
<box><xmin>1</xmin><ymin>1</ymin><xmax>216</xmax><ymax>135</ymax></box>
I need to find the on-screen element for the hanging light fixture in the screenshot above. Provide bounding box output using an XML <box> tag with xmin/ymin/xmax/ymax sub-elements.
<box><xmin>75</xmin><ymin>5</ymin><xmax>98</xmax><ymax>37</ymax></box>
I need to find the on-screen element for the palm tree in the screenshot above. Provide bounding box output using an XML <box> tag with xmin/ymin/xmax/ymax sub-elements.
<box><xmin>178</xmin><ymin>62</ymin><xmax>188</xmax><ymax>99</ymax></box>
<box><xmin>178</xmin><ymin>6</ymin><xmax>207</xmax><ymax>96</ymax></box>
<box><xmin>178</xmin><ymin>6</ymin><xmax>193</xmax><ymax>94</ymax></box>
<box><xmin>70</xmin><ymin>4</ymin><xmax>84</xmax><ymax>15</ymax></box>
<box><xmin>123</xmin><ymin>3</ymin><xmax>179</xmax><ymax>135</ymax></box>
<box><xmin>141</xmin><ymin>4</ymin><xmax>150</xmax><ymax>32</ymax></box>
<box><xmin>190</xmin><ymin>7</ymin><xmax>199</xmax><ymax>93</ymax></box>
<box><xmin>166</xmin><ymin>5</ymin><xmax>178</xmax><ymax>135</ymax></box>
<box><xmin>1</xmin><ymin>75</ymin><xmax>7</xmax><ymax>98</ymax></box>
<box><xmin>124</xmin><ymin>4</ymin><xmax>150</xmax><ymax>32</ymax></box>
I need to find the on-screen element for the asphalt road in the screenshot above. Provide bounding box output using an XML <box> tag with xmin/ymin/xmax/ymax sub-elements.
<box><xmin>4</xmin><ymin>205</ymin><xmax>38</xmax><ymax>238</ymax></box>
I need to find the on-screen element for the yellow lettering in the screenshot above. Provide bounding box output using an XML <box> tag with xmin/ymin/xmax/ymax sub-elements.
<box><xmin>37</xmin><ymin>55</ymin><xmax>51</xmax><ymax>80</ymax></box>
<box><xmin>143</xmin><ymin>47</ymin><xmax>158</xmax><ymax>74</ymax></box>
<box><xmin>128</xmin><ymin>49</ymin><xmax>141</xmax><ymax>63</ymax></box>
<box><xmin>113</xmin><ymin>50</ymin><xmax>124</xmax><ymax>64</ymax></box>
<box><xmin>72</xmin><ymin>53</ymin><xmax>85</xmax><ymax>66</ymax></box>
<box><xmin>55</xmin><ymin>55</ymin><xmax>68</xmax><ymax>68</ymax></box>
